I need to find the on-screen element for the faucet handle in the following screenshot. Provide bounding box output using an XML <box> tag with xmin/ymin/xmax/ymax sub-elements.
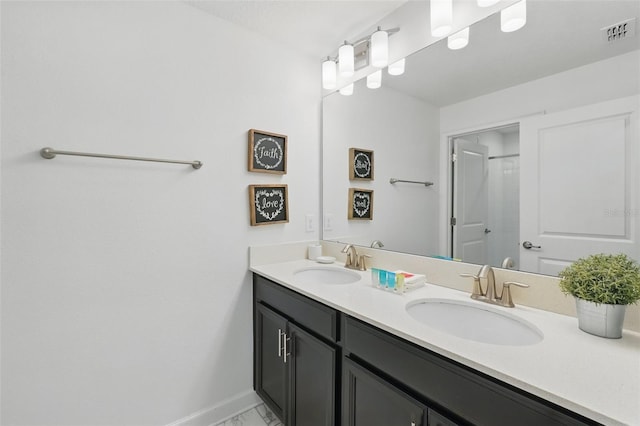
<box><xmin>500</xmin><ymin>281</ymin><xmax>530</xmax><ymax>307</ymax></box>
<box><xmin>357</xmin><ymin>254</ymin><xmax>372</xmax><ymax>271</ymax></box>
<box><xmin>459</xmin><ymin>273</ymin><xmax>478</xmax><ymax>279</ymax></box>
<box><xmin>459</xmin><ymin>273</ymin><xmax>484</xmax><ymax>299</ymax></box>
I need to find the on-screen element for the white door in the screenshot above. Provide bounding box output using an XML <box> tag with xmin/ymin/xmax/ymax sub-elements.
<box><xmin>452</xmin><ymin>138</ymin><xmax>489</xmax><ymax>264</ymax></box>
<box><xmin>520</xmin><ymin>96</ymin><xmax>639</xmax><ymax>275</ymax></box>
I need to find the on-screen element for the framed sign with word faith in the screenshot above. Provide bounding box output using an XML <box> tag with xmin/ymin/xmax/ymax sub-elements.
<box><xmin>249</xmin><ymin>184</ymin><xmax>289</xmax><ymax>226</ymax></box>
<box><xmin>349</xmin><ymin>148</ymin><xmax>374</xmax><ymax>180</ymax></box>
<box><xmin>348</xmin><ymin>188</ymin><xmax>373</xmax><ymax>220</ymax></box>
<box><xmin>248</xmin><ymin>129</ymin><xmax>287</xmax><ymax>174</ymax></box>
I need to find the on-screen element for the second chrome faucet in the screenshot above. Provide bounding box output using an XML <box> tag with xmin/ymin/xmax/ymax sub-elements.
<box><xmin>460</xmin><ymin>265</ymin><xmax>529</xmax><ymax>308</ymax></box>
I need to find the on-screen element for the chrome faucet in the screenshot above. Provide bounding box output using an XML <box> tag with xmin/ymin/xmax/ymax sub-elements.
<box><xmin>341</xmin><ymin>244</ymin><xmax>371</xmax><ymax>271</ymax></box>
<box><xmin>341</xmin><ymin>244</ymin><xmax>359</xmax><ymax>269</ymax></box>
<box><xmin>479</xmin><ymin>264</ymin><xmax>497</xmax><ymax>302</ymax></box>
<box><xmin>501</xmin><ymin>257</ymin><xmax>515</xmax><ymax>269</ymax></box>
<box><xmin>460</xmin><ymin>265</ymin><xmax>529</xmax><ymax>308</ymax></box>
<box><xmin>370</xmin><ymin>240</ymin><xmax>384</xmax><ymax>248</ymax></box>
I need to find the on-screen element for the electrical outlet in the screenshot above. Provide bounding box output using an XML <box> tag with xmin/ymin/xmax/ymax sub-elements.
<box><xmin>324</xmin><ymin>213</ymin><xmax>334</xmax><ymax>231</ymax></box>
<box><xmin>305</xmin><ymin>214</ymin><xmax>315</xmax><ymax>232</ymax></box>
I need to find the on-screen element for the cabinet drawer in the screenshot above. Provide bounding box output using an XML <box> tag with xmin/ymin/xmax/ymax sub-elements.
<box><xmin>254</xmin><ymin>274</ymin><xmax>338</xmax><ymax>342</ymax></box>
<box><xmin>343</xmin><ymin>316</ymin><xmax>597</xmax><ymax>426</ymax></box>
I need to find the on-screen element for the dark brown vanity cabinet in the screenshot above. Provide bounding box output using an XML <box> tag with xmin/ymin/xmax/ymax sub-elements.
<box><xmin>342</xmin><ymin>316</ymin><xmax>598</xmax><ymax>426</ymax></box>
<box><xmin>254</xmin><ymin>274</ymin><xmax>599</xmax><ymax>426</ymax></box>
<box><xmin>254</xmin><ymin>275</ymin><xmax>338</xmax><ymax>426</ymax></box>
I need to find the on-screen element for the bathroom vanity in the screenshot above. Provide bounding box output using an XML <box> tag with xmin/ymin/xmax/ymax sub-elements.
<box><xmin>250</xmin><ymin>256</ymin><xmax>640</xmax><ymax>426</ymax></box>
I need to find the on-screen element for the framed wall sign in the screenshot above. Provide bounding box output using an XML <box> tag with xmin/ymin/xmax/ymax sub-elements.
<box><xmin>249</xmin><ymin>184</ymin><xmax>289</xmax><ymax>226</ymax></box>
<box><xmin>248</xmin><ymin>129</ymin><xmax>287</xmax><ymax>174</ymax></box>
<box><xmin>349</xmin><ymin>148</ymin><xmax>374</xmax><ymax>180</ymax></box>
<box><xmin>348</xmin><ymin>188</ymin><xmax>373</xmax><ymax>220</ymax></box>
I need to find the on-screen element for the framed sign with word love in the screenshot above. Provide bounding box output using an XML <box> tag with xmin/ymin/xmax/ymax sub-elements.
<box><xmin>249</xmin><ymin>184</ymin><xmax>289</xmax><ymax>226</ymax></box>
<box><xmin>349</xmin><ymin>148</ymin><xmax>374</xmax><ymax>180</ymax></box>
<box><xmin>248</xmin><ymin>129</ymin><xmax>287</xmax><ymax>174</ymax></box>
<box><xmin>348</xmin><ymin>188</ymin><xmax>373</xmax><ymax>220</ymax></box>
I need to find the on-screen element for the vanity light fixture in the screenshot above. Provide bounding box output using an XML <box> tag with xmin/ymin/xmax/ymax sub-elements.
<box><xmin>501</xmin><ymin>0</ymin><xmax>527</xmax><ymax>32</ymax></box>
<box><xmin>448</xmin><ymin>27</ymin><xmax>469</xmax><ymax>50</ymax></box>
<box><xmin>431</xmin><ymin>0</ymin><xmax>453</xmax><ymax>37</ymax></box>
<box><xmin>387</xmin><ymin>58</ymin><xmax>406</xmax><ymax>76</ymax></box>
<box><xmin>477</xmin><ymin>0</ymin><xmax>500</xmax><ymax>7</ymax></box>
<box><xmin>366</xmin><ymin>70</ymin><xmax>382</xmax><ymax>89</ymax></box>
<box><xmin>339</xmin><ymin>83</ymin><xmax>354</xmax><ymax>96</ymax></box>
<box><xmin>322</xmin><ymin>57</ymin><xmax>337</xmax><ymax>90</ymax></box>
<box><xmin>322</xmin><ymin>27</ymin><xmax>400</xmax><ymax>91</ymax></box>
<box><xmin>370</xmin><ymin>27</ymin><xmax>389</xmax><ymax>68</ymax></box>
<box><xmin>338</xmin><ymin>41</ymin><xmax>355</xmax><ymax>77</ymax></box>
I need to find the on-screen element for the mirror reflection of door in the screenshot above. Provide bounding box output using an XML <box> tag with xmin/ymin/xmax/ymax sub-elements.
<box><xmin>451</xmin><ymin>125</ymin><xmax>520</xmax><ymax>268</ymax></box>
<box><xmin>520</xmin><ymin>96</ymin><xmax>639</xmax><ymax>275</ymax></box>
<box><xmin>452</xmin><ymin>138</ymin><xmax>489</xmax><ymax>265</ymax></box>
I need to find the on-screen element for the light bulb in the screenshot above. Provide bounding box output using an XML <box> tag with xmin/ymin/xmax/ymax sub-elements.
<box><xmin>338</xmin><ymin>42</ymin><xmax>354</xmax><ymax>77</ymax></box>
<box><xmin>501</xmin><ymin>0</ymin><xmax>526</xmax><ymax>32</ymax></box>
<box><xmin>448</xmin><ymin>27</ymin><xmax>469</xmax><ymax>50</ymax></box>
<box><xmin>366</xmin><ymin>70</ymin><xmax>382</xmax><ymax>89</ymax></box>
<box><xmin>388</xmin><ymin>58</ymin><xmax>406</xmax><ymax>76</ymax></box>
<box><xmin>477</xmin><ymin>0</ymin><xmax>500</xmax><ymax>7</ymax></box>
<box><xmin>370</xmin><ymin>27</ymin><xmax>389</xmax><ymax>68</ymax></box>
<box><xmin>339</xmin><ymin>83</ymin><xmax>354</xmax><ymax>96</ymax></box>
<box><xmin>321</xmin><ymin>58</ymin><xmax>337</xmax><ymax>90</ymax></box>
<box><xmin>431</xmin><ymin>0</ymin><xmax>453</xmax><ymax>37</ymax></box>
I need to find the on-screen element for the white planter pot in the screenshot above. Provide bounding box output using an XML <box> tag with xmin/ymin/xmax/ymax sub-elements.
<box><xmin>575</xmin><ymin>298</ymin><xmax>627</xmax><ymax>338</ymax></box>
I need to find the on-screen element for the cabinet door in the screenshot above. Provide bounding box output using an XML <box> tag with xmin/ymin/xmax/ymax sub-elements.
<box><xmin>255</xmin><ymin>303</ymin><xmax>288</xmax><ymax>421</ymax></box>
<box><xmin>428</xmin><ymin>409</ymin><xmax>459</xmax><ymax>426</ymax></box>
<box><xmin>288</xmin><ymin>323</ymin><xmax>336</xmax><ymax>426</ymax></box>
<box><xmin>342</xmin><ymin>358</ymin><xmax>426</xmax><ymax>426</ymax></box>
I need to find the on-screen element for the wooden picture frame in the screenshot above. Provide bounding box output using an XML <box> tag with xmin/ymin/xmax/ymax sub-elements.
<box><xmin>348</xmin><ymin>188</ymin><xmax>373</xmax><ymax>220</ymax></box>
<box><xmin>349</xmin><ymin>148</ymin><xmax>374</xmax><ymax>180</ymax></box>
<box><xmin>249</xmin><ymin>184</ymin><xmax>289</xmax><ymax>226</ymax></box>
<box><xmin>248</xmin><ymin>129</ymin><xmax>287</xmax><ymax>174</ymax></box>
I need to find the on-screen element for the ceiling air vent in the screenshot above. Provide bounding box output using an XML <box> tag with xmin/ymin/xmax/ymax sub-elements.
<box><xmin>601</xmin><ymin>18</ymin><xmax>636</xmax><ymax>42</ymax></box>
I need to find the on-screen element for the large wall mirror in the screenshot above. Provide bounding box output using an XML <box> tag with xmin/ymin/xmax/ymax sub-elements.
<box><xmin>322</xmin><ymin>0</ymin><xmax>640</xmax><ymax>276</ymax></box>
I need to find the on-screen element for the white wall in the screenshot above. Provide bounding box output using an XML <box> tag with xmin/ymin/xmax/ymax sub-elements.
<box><xmin>440</xmin><ymin>50</ymin><xmax>640</xmax><ymax>133</ymax></box>
<box><xmin>0</xmin><ymin>2</ymin><xmax>320</xmax><ymax>425</ymax></box>
<box><xmin>323</xmin><ymin>82</ymin><xmax>440</xmax><ymax>256</ymax></box>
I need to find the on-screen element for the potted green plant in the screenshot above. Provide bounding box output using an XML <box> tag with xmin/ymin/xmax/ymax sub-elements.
<box><xmin>558</xmin><ymin>253</ymin><xmax>640</xmax><ymax>338</ymax></box>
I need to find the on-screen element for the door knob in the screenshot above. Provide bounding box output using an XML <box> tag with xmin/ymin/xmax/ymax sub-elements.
<box><xmin>484</xmin><ymin>228</ymin><xmax>492</xmax><ymax>234</ymax></box>
<box><xmin>522</xmin><ymin>241</ymin><xmax>541</xmax><ymax>249</ymax></box>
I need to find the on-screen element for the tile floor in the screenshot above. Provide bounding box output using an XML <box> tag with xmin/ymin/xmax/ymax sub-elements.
<box><xmin>213</xmin><ymin>402</ymin><xmax>282</xmax><ymax>426</ymax></box>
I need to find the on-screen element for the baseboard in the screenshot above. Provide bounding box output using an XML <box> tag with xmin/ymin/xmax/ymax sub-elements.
<box><xmin>166</xmin><ymin>390</ymin><xmax>262</xmax><ymax>426</ymax></box>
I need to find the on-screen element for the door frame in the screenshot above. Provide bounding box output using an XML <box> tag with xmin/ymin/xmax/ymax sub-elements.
<box><xmin>439</xmin><ymin>118</ymin><xmax>531</xmax><ymax>259</ymax></box>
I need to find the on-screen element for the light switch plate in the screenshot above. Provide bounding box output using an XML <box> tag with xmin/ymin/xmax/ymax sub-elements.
<box><xmin>324</xmin><ymin>213</ymin><xmax>334</xmax><ymax>231</ymax></box>
<box><xmin>305</xmin><ymin>214</ymin><xmax>315</xmax><ymax>232</ymax></box>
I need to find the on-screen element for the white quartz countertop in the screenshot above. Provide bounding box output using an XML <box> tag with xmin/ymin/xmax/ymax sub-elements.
<box><xmin>251</xmin><ymin>259</ymin><xmax>640</xmax><ymax>426</ymax></box>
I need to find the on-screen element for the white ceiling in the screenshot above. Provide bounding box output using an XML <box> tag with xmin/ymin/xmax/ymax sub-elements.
<box><xmin>186</xmin><ymin>0</ymin><xmax>640</xmax><ymax>106</ymax></box>
<box><xmin>185</xmin><ymin>0</ymin><xmax>407</xmax><ymax>59</ymax></box>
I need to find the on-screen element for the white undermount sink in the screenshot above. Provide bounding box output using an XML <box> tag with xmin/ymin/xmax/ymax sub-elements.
<box><xmin>406</xmin><ymin>299</ymin><xmax>543</xmax><ymax>346</ymax></box>
<box><xmin>293</xmin><ymin>266</ymin><xmax>361</xmax><ymax>285</ymax></box>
